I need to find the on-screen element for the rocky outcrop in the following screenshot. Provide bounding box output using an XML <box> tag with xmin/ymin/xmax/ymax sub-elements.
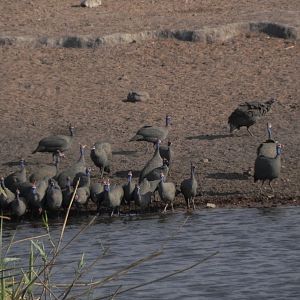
<box><xmin>0</xmin><ymin>21</ymin><xmax>298</xmax><ymax>49</ymax></box>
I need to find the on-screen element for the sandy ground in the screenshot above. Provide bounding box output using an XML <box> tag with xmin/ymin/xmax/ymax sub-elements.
<box><xmin>0</xmin><ymin>1</ymin><xmax>299</xmax><ymax>210</ymax></box>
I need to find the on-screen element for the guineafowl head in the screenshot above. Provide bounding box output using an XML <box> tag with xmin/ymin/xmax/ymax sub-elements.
<box><xmin>127</xmin><ymin>171</ymin><xmax>133</xmax><ymax>182</ymax></box>
<box><xmin>19</xmin><ymin>159</ymin><xmax>25</xmax><ymax>169</ymax></box>
<box><xmin>267</xmin><ymin>123</ymin><xmax>272</xmax><ymax>140</ymax></box>
<box><xmin>69</xmin><ymin>125</ymin><xmax>75</xmax><ymax>136</ymax></box>
<box><xmin>165</xmin><ymin>115</ymin><xmax>171</xmax><ymax>126</ymax></box>
<box><xmin>276</xmin><ymin>143</ymin><xmax>283</xmax><ymax>156</ymax></box>
<box><xmin>104</xmin><ymin>180</ymin><xmax>111</xmax><ymax>192</ymax></box>
<box><xmin>85</xmin><ymin>167</ymin><xmax>92</xmax><ymax>176</ymax></box>
<box><xmin>160</xmin><ymin>172</ymin><xmax>165</xmax><ymax>182</ymax></box>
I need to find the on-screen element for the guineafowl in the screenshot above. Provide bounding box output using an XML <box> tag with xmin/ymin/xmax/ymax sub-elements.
<box><xmin>45</xmin><ymin>179</ymin><xmax>63</xmax><ymax>210</ymax></box>
<box><xmin>228</xmin><ymin>98</ymin><xmax>276</xmax><ymax>136</ymax></box>
<box><xmin>32</xmin><ymin>125</ymin><xmax>75</xmax><ymax>159</ymax></box>
<box><xmin>180</xmin><ymin>163</ymin><xmax>198</xmax><ymax>210</ymax></box>
<box><xmin>100</xmin><ymin>180</ymin><xmax>124</xmax><ymax>216</ymax></box>
<box><xmin>145</xmin><ymin>159</ymin><xmax>169</xmax><ymax>182</ymax></box>
<box><xmin>159</xmin><ymin>141</ymin><xmax>173</xmax><ymax>167</ymax></box>
<box><xmin>133</xmin><ymin>183</ymin><xmax>152</xmax><ymax>211</ymax></box>
<box><xmin>90</xmin><ymin>142</ymin><xmax>112</xmax><ymax>178</ymax></box>
<box><xmin>139</xmin><ymin>140</ymin><xmax>163</xmax><ymax>182</ymax></box>
<box><xmin>122</xmin><ymin>171</ymin><xmax>135</xmax><ymax>207</ymax></box>
<box><xmin>90</xmin><ymin>181</ymin><xmax>104</xmax><ymax>204</ymax></box>
<box><xmin>4</xmin><ymin>159</ymin><xmax>27</xmax><ymax>192</ymax></box>
<box><xmin>158</xmin><ymin>173</ymin><xmax>176</xmax><ymax>213</ymax></box>
<box><xmin>256</xmin><ymin>123</ymin><xmax>277</xmax><ymax>158</ymax></box>
<box><xmin>130</xmin><ymin>115</ymin><xmax>171</xmax><ymax>151</ymax></box>
<box><xmin>73</xmin><ymin>167</ymin><xmax>91</xmax><ymax>210</ymax></box>
<box><xmin>11</xmin><ymin>189</ymin><xmax>27</xmax><ymax>217</ymax></box>
<box><xmin>0</xmin><ymin>177</ymin><xmax>15</xmax><ymax>211</ymax></box>
<box><xmin>254</xmin><ymin>143</ymin><xmax>283</xmax><ymax>194</ymax></box>
<box><xmin>26</xmin><ymin>179</ymin><xmax>48</xmax><ymax>214</ymax></box>
<box><xmin>56</xmin><ymin>144</ymin><xmax>87</xmax><ymax>188</ymax></box>
<box><xmin>61</xmin><ymin>177</ymin><xmax>74</xmax><ymax>210</ymax></box>
<box><xmin>29</xmin><ymin>150</ymin><xmax>63</xmax><ymax>183</ymax></box>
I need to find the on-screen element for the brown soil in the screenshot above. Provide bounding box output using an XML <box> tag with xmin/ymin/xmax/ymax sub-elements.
<box><xmin>0</xmin><ymin>0</ymin><xmax>299</xmax><ymax>211</ymax></box>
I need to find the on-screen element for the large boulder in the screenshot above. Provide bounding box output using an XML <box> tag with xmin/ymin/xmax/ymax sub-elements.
<box><xmin>80</xmin><ymin>0</ymin><xmax>102</xmax><ymax>8</ymax></box>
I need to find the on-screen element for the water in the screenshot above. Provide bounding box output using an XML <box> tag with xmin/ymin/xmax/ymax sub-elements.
<box><xmin>2</xmin><ymin>207</ymin><xmax>300</xmax><ymax>299</ymax></box>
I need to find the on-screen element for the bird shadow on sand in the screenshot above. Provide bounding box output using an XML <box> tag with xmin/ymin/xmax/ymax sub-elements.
<box><xmin>185</xmin><ymin>133</ymin><xmax>232</xmax><ymax>141</ymax></box>
<box><xmin>113</xmin><ymin>170</ymin><xmax>140</xmax><ymax>178</ymax></box>
<box><xmin>205</xmin><ymin>190</ymin><xmax>244</xmax><ymax>197</ymax></box>
<box><xmin>206</xmin><ymin>172</ymin><xmax>250</xmax><ymax>181</ymax></box>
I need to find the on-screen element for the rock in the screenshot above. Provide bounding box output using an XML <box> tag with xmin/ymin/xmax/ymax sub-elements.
<box><xmin>202</xmin><ymin>158</ymin><xmax>209</xmax><ymax>163</ymax></box>
<box><xmin>80</xmin><ymin>0</ymin><xmax>102</xmax><ymax>8</ymax></box>
<box><xmin>126</xmin><ymin>91</ymin><xmax>150</xmax><ymax>102</ymax></box>
<box><xmin>206</xmin><ymin>203</ymin><xmax>216</xmax><ymax>208</ymax></box>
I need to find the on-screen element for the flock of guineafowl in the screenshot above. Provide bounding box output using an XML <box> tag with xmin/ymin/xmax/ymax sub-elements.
<box><xmin>0</xmin><ymin>97</ymin><xmax>282</xmax><ymax>218</ymax></box>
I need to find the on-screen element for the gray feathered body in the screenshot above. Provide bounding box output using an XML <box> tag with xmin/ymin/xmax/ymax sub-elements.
<box><xmin>228</xmin><ymin>98</ymin><xmax>275</xmax><ymax>133</ymax></box>
<box><xmin>158</xmin><ymin>179</ymin><xmax>176</xmax><ymax>208</ymax></box>
<box><xmin>45</xmin><ymin>179</ymin><xmax>63</xmax><ymax>210</ymax></box>
<box><xmin>90</xmin><ymin>142</ymin><xmax>112</xmax><ymax>178</ymax></box>
<box><xmin>4</xmin><ymin>160</ymin><xmax>27</xmax><ymax>192</ymax></box>
<box><xmin>32</xmin><ymin>126</ymin><xmax>74</xmax><ymax>154</ymax></box>
<box><xmin>254</xmin><ymin>155</ymin><xmax>281</xmax><ymax>183</ymax></box>
<box><xmin>130</xmin><ymin>126</ymin><xmax>169</xmax><ymax>143</ymax></box>
<box><xmin>11</xmin><ymin>192</ymin><xmax>27</xmax><ymax>217</ymax></box>
<box><xmin>180</xmin><ymin>165</ymin><xmax>198</xmax><ymax>209</ymax></box>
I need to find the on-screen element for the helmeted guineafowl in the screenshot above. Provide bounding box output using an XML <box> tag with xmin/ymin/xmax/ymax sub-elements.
<box><xmin>32</xmin><ymin>125</ymin><xmax>75</xmax><ymax>159</ymax></box>
<box><xmin>179</xmin><ymin>163</ymin><xmax>198</xmax><ymax>210</ymax></box>
<box><xmin>159</xmin><ymin>141</ymin><xmax>173</xmax><ymax>167</ymax></box>
<box><xmin>122</xmin><ymin>171</ymin><xmax>135</xmax><ymax>208</ymax></box>
<box><xmin>45</xmin><ymin>178</ymin><xmax>63</xmax><ymax>210</ymax></box>
<box><xmin>254</xmin><ymin>143</ymin><xmax>283</xmax><ymax>194</ymax></box>
<box><xmin>4</xmin><ymin>159</ymin><xmax>27</xmax><ymax>192</ymax></box>
<box><xmin>130</xmin><ymin>115</ymin><xmax>171</xmax><ymax>151</ymax></box>
<box><xmin>90</xmin><ymin>142</ymin><xmax>112</xmax><ymax>178</ymax></box>
<box><xmin>100</xmin><ymin>179</ymin><xmax>124</xmax><ymax>217</ymax></box>
<box><xmin>158</xmin><ymin>173</ymin><xmax>176</xmax><ymax>213</ymax></box>
<box><xmin>0</xmin><ymin>177</ymin><xmax>15</xmax><ymax>211</ymax></box>
<box><xmin>29</xmin><ymin>150</ymin><xmax>64</xmax><ymax>183</ymax></box>
<box><xmin>11</xmin><ymin>189</ymin><xmax>27</xmax><ymax>217</ymax></box>
<box><xmin>139</xmin><ymin>140</ymin><xmax>163</xmax><ymax>182</ymax></box>
<box><xmin>228</xmin><ymin>98</ymin><xmax>276</xmax><ymax>136</ymax></box>
<box><xmin>56</xmin><ymin>144</ymin><xmax>87</xmax><ymax>188</ymax></box>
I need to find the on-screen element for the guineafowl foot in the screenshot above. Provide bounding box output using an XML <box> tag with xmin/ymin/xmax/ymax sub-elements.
<box><xmin>162</xmin><ymin>203</ymin><xmax>168</xmax><ymax>213</ymax></box>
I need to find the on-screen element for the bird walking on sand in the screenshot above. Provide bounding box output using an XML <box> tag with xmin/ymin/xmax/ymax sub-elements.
<box><xmin>228</xmin><ymin>98</ymin><xmax>276</xmax><ymax>136</ymax></box>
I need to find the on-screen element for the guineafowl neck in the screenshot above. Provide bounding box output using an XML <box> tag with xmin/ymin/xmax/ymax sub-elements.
<box><xmin>267</xmin><ymin>127</ymin><xmax>272</xmax><ymax>140</ymax></box>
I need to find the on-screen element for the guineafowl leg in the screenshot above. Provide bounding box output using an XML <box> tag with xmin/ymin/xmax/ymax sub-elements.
<box><xmin>100</xmin><ymin>167</ymin><xmax>104</xmax><ymax>179</ymax></box>
<box><xmin>247</xmin><ymin>127</ymin><xmax>254</xmax><ymax>136</ymax></box>
<box><xmin>171</xmin><ymin>202</ymin><xmax>174</xmax><ymax>212</ymax></box>
<box><xmin>186</xmin><ymin>198</ymin><xmax>190</xmax><ymax>209</ymax></box>
<box><xmin>163</xmin><ymin>203</ymin><xmax>168</xmax><ymax>213</ymax></box>
<box><xmin>269</xmin><ymin>181</ymin><xmax>275</xmax><ymax>194</ymax></box>
<box><xmin>110</xmin><ymin>208</ymin><xmax>115</xmax><ymax>217</ymax></box>
<box><xmin>192</xmin><ymin>198</ymin><xmax>196</xmax><ymax>210</ymax></box>
<box><xmin>259</xmin><ymin>181</ymin><xmax>265</xmax><ymax>195</ymax></box>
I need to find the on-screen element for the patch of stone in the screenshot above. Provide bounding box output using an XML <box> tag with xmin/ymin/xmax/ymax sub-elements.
<box><xmin>0</xmin><ymin>21</ymin><xmax>298</xmax><ymax>48</ymax></box>
<box><xmin>80</xmin><ymin>0</ymin><xmax>102</xmax><ymax>8</ymax></box>
<box><xmin>126</xmin><ymin>91</ymin><xmax>150</xmax><ymax>103</ymax></box>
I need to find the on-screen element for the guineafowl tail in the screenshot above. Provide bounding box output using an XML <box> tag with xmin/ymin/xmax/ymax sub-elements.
<box><xmin>32</xmin><ymin>146</ymin><xmax>40</xmax><ymax>154</ymax></box>
<box><xmin>129</xmin><ymin>135</ymin><xmax>142</xmax><ymax>142</ymax></box>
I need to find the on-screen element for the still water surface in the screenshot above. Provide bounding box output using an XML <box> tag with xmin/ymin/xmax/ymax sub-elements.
<box><xmin>2</xmin><ymin>207</ymin><xmax>300</xmax><ymax>299</ymax></box>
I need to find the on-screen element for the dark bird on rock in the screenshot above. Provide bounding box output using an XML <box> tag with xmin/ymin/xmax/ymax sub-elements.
<box><xmin>228</xmin><ymin>98</ymin><xmax>276</xmax><ymax>136</ymax></box>
<box><xmin>32</xmin><ymin>125</ymin><xmax>75</xmax><ymax>159</ymax></box>
<box><xmin>254</xmin><ymin>143</ymin><xmax>283</xmax><ymax>194</ymax></box>
<box><xmin>130</xmin><ymin>115</ymin><xmax>171</xmax><ymax>150</ymax></box>
<box><xmin>179</xmin><ymin>163</ymin><xmax>198</xmax><ymax>210</ymax></box>
<box><xmin>256</xmin><ymin>123</ymin><xmax>277</xmax><ymax>158</ymax></box>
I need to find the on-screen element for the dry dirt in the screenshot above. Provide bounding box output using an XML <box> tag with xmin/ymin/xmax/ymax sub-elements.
<box><xmin>0</xmin><ymin>0</ymin><xmax>299</xmax><ymax>211</ymax></box>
